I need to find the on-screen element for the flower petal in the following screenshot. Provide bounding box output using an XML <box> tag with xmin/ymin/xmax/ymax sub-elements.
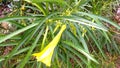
<box><xmin>32</xmin><ymin>24</ymin><xmax>66</xmax><ymax>67</ymax></box>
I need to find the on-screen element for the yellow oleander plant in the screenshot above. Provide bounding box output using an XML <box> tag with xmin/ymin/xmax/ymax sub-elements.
<box><xmin>0</xmin><ymin>0</ymin><xmax>120</xmax><ymax>68</ymax></box>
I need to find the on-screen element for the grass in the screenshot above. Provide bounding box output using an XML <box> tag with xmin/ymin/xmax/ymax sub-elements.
<box><xmin>0</xmin><ymin>0</ymin><xmax>120</xmax><ymax>68</ymax></box>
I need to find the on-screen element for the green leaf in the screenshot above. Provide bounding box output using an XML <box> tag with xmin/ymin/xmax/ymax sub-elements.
<box><xmin>63</xmin><ymin>40</ymin><xmax>99</xmax><ymax>64</ymax></box>
<box><xmin>0</xmin><ymin>23</ymin><xmax>38</xmax><ymax>43</ymax></box>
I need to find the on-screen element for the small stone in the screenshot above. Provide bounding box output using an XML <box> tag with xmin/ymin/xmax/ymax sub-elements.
<box><xmin>1</xmin><ymin>22</ymin><xmax>9</xmax><ymax>30</ymax></box>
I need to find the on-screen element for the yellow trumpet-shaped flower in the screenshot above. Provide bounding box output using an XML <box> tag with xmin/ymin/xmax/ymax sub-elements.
<box><xmin>32</xmin><ymin>24</ymin><xmax>66</xmax><ymax>67</ymax></box>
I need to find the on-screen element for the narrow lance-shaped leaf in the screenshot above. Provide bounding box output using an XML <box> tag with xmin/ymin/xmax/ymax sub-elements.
<box><xmin>32</xmin><ymin>24</ymin><xmax>66</xmax><ymax>67</ymax></box>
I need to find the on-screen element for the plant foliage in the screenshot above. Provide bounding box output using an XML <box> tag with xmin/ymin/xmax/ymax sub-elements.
<box><xmin>0</xmin><ymin>0</ymin><xmax>120</xmax><ymax>68</ymax></box>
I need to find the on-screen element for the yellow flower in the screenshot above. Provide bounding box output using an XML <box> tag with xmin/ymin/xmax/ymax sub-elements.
<box><xmin>53</xmin><ymin>20</ymin><xmax>62</xmax><ymax>33</ymax></box>
<box><xmin>21</xmin><ymin>4</ymin><xmax>25</xmax><ymax>11</ymax></box>
<box><xmin>69</xmin><ymin>23</ymin><xmax>76</xmax><ymax>36</ymax></box>
<box><xmin>32</xmin><ymin>24</ymin><xmax>66</xmax><ymax>67</ymax></box>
